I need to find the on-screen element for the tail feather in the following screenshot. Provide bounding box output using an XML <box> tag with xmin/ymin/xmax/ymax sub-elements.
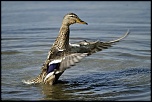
<box><xmin>22</xmin><ymin>72</ymin><xmax>46</xmax><ymax>85</ymax></box>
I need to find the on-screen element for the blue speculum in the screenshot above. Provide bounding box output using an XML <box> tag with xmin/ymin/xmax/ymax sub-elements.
<box><xmin>47</xmin><ymin>63</ymin><xmax>60</xmax><ymax>74</ymax></box>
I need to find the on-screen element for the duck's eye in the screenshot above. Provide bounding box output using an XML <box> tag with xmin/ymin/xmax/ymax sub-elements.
<box><xmin>70</xmin><ymin>15</ymin><xmax>74</xmax><ymax>17</ymax></box>
<box><xmin>70</xmin><ymin>15</ymin><xmax>76</xmax><ymax>18</ymax></box>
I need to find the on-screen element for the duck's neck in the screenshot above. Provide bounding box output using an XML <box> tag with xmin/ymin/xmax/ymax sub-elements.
<box><xmin>53</xmin><ymin>24</ymin><xmax>70</xmax><ymax>51</ymax></box>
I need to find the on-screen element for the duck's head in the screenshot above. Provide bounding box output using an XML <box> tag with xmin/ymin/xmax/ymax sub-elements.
<box><xmin>62</xmin><ymin>13</ymin><xmax>88</xmax><ymax>26</ymax></box>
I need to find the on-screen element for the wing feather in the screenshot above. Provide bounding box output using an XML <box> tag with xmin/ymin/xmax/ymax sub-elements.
<box><xmin>69</xmin><ymin>30</ymin><xmax>129</xmax><ymax>55</ymax></box>
<box><xmin>59</xmin><ymin>53</ymin><xmax>87</xmax><ymax>71</ymax></box>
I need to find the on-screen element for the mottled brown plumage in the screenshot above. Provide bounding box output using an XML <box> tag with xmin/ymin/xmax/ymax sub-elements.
<box><xmin>22</xmin><ymin>13</ymin><xmax>88</xmax><ymax>85</ymax></box>
<box><xmin>22</xmin><ymin>13</ymin><xmax>129</xmax><ymax>85</ymax></box>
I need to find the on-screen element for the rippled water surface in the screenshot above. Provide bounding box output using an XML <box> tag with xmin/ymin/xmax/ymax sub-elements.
<box><xmin>1</xmin><ymin>1</ymin><xmax>151</xmax><ymax>101</ymax></box>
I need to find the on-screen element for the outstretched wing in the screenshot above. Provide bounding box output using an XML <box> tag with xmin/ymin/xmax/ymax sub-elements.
<box><xmin>69</xmin><ymin>30</ymin><xmax>130</xmax><ymax>55</ymax></box>
<box><xmin>59</xmin><ymin>53</ymin><xmax>88</xmax><ymax>71</ymax></box>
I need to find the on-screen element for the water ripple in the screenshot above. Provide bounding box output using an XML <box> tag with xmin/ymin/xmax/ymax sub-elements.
<box><xmin>61</xmin><ymin>68</ymin><xmax>150</xmax><ymax>100</ymax></box>
<box><xmin>1</xmin><ymin>50</ymin><xmax>22</xmax><ymax>55</ymax></box>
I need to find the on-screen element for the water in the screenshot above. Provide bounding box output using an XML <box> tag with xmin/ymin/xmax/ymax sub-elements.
<box><xmin>1</xmin><ymin>1</ymin><xmax>151</xmax><ymax>101</ymax></box>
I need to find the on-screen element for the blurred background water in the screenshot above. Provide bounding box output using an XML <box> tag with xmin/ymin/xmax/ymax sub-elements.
<box><xmin>1</xmin><ymin>1</ymin><xmax>151</xmax><ymax>101</ymax></box>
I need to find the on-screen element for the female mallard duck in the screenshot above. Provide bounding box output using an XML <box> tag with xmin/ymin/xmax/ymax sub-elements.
<box><xmin>22</xmin><ymin>13</ymin><xmax>129</xmax><ymax>85</ymax></box>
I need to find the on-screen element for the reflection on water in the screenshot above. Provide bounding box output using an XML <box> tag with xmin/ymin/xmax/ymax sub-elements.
<box><xmin>41</xmin><ymin>81</ymin><xmax>70</xmax><ymax>100</ymax></box>
<box><xmin>40</xmin><ymin>68</ymin><xmax>150</xmax><ymax>100</ymax></box>
<box><xmin>1</xmin><ymin>1</ymin><xmax>151</xmax><ymax>101</ymax></box>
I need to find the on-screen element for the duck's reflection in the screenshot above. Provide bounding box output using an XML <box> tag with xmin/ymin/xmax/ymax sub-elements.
<box><xmin>40</xmin><ymin>80</ymin><xmax>73</xmax><ymax>100</ymax></box>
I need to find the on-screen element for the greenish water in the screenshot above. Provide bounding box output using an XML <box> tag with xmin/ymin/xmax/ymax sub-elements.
<box><xmin>1</xmin><ymin>1</ymin><xmax>151</xmax><ymax>101</ymax></box>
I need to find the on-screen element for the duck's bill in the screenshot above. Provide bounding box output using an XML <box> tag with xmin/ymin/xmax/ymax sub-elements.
<box><xmin>76</xmin><ymin>19</ymin><xmax>88</xmax><ymax>25</ymax></box>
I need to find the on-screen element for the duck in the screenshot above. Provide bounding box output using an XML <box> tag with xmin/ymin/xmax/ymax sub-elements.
<box><xmin>22</xmin><ymin>13</ymin><xmax>129</xmax><ymax>85</ymax></box>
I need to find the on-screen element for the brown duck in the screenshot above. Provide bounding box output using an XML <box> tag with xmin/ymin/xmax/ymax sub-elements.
<box><xmin>22</xmin><ymin>13</ymin><xmax>129</xmax><ymax>85</ymax></box>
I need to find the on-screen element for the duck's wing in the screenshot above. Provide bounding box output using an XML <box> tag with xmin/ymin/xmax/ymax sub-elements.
<box><xmin>69</xmin><ymin>30</ymin><xmax>130</xmax><ymax>55</ymax></box>
<box><xmin>58</xmin><ymin>53</ymin><xmax>88</xmax><ymax>71</ymax></box>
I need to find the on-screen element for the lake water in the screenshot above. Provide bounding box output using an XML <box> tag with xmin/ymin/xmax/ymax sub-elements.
<box><xmin>1</xmin><ymin>1</ymin><xmax>151</xmax><ymax>101</ymax></box>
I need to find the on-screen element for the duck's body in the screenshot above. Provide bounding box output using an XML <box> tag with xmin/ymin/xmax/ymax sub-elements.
<box><xmin>22</xmin><ymin>13</ymin><xmax>129</xmax><ymax>85</ymax></box>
